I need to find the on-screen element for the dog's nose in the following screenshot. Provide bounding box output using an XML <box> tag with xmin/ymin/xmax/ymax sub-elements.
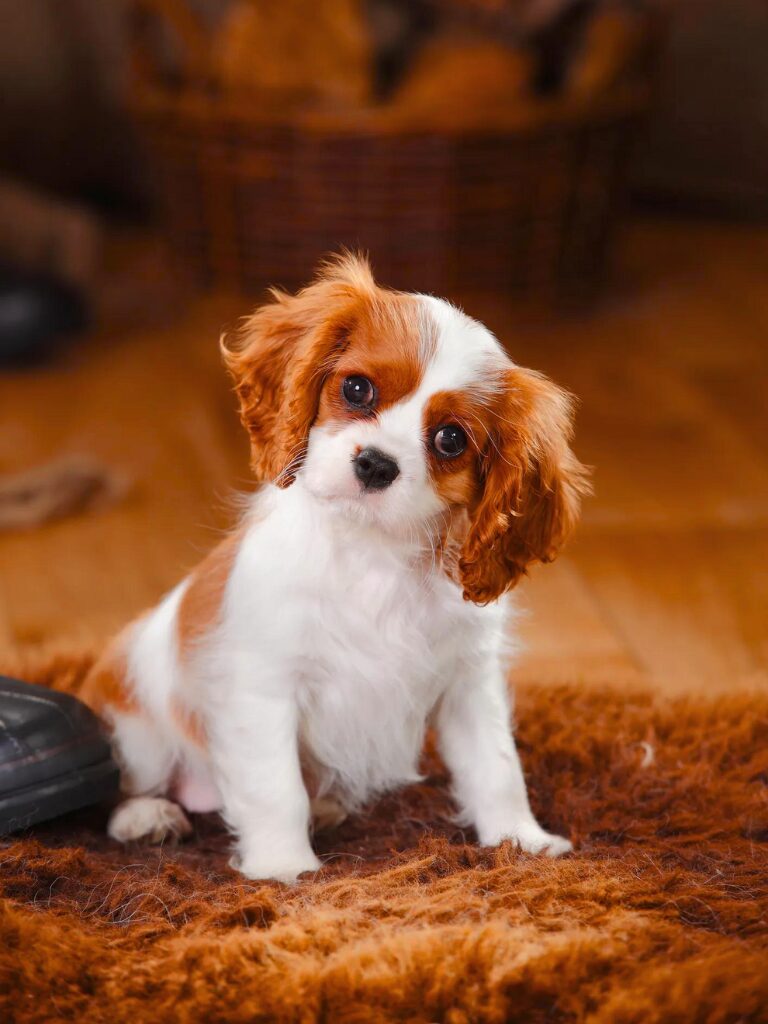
<box><xmin>354</xmin><ymin>447</ymin><xmax>400</xmax><ymax>491</ymax></box>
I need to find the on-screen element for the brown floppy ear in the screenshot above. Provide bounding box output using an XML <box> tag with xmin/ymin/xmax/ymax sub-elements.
<box><xmin>459</xmin><ymin>368</ymin><xmax>591</xmax><ymax>604</ymax></box>
<box><xmin>221</xmin><ymin>254</ymin><xmax>375</xmax><ymax>485</ymax></box>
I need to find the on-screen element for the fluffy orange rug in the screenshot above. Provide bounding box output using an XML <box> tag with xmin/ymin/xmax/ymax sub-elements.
<box><xmin>1</xmin><ymin>651</ymin><xmax>767</xmax><ymax>1023</ymax></box>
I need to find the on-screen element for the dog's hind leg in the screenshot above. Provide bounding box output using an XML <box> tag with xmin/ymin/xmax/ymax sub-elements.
<box><xmin>108</xmin><ymin>796</ymin><xmax>192</xmax><ymax>844</ymax></box>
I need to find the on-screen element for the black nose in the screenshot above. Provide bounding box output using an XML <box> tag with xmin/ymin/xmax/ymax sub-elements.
<box><xmin>354</xmin><ymin>447</ymin><xmax>400</xmax><ymax>491</ymax></box>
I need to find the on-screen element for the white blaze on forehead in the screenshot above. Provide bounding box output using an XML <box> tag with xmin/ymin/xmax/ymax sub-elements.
<box><xmin>416</xmin><ymin>295</ymin><xmax>510</xmax><ymax>398</ymax></box>
<box><xmin>401</xmin><ymin>295</ymin><xmax>506</xmax><ymax>405</ymax></box>
<box><xmin>374</xmin><ymin>295</ymin><xmax>510</xmax><ymax>450</ymax></box>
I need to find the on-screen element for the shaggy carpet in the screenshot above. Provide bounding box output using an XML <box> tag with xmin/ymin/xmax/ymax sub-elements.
<box><xmin>1</xmin><ymin>651</ymin><xmax>767</xmax><ymax>1023</ymax></box>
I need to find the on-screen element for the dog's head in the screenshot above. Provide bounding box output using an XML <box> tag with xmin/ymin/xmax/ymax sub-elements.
<box><xmin>222</xmin><ymin>254</ymin><xmax>590</xmax><ymax>603</ymax></box>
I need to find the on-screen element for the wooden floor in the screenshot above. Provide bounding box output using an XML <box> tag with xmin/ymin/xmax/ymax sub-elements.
<box><xmin>1</xmin><ymin>216</ymin><xmax>767</xmax><ymax>696</ymax></box>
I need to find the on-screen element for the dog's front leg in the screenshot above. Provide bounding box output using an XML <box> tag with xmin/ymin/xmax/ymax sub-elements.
<box><xmin>211</xmin><ymin>679</ymin><xmax>320</xmax><ymax>883</ymax></box>
<box><xmin>435</xmin><ymin>656</ymin><xmax>572</xmax><ymax>857</ymax></box>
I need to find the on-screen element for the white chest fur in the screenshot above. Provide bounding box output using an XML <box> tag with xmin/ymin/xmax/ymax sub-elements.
<box><xmin>218</xmin><ymin>483</ymin><xmax>503</xmax><ymax>808</ymax></box>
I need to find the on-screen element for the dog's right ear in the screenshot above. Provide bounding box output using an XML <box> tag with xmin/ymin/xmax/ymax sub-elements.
<box><xmin>221</xmin><ymin>254</ymin><xmax>376</xmax><ymax>486</ymax></box>
<box><xmin>458</xmin><ymin>368</ymin><xmax>590</xmax><ymax>604</ymax></box>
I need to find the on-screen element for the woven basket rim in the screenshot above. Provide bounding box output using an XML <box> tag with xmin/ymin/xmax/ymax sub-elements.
<box><xmin>129</xmin><ymin>82</ymin><xmax>649</xmax><ymax>139</ymax></box>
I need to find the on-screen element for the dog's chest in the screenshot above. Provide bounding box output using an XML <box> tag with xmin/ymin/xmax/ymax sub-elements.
<box><xmin>290</xmin><ymin>542</ymin><xmax>465</xmax><ymax>803</ymax></box>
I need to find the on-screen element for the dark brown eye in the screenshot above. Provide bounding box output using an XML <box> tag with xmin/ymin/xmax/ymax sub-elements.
<box><xmin>342</xmin><ymin>375</ymin><xmax>376</xmax><ymax>410</ymax></box>
<box><xmin>433</xmin><ymin>424</ymin><xmax>467</xmax><ymax>458</ymax></box>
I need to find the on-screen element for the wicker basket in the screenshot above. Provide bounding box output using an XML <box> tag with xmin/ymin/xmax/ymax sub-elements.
<box><xmin>128</xmin><ymin>0</ymin><xmax>653</xmax><ymax>302</ymax></box>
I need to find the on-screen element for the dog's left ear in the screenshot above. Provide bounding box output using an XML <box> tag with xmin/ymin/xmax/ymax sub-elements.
<box><xmin>459</xmin><ymin>368</ymin><xmax>591</xmax><ymax>604</ymax></box>
<box><xmin>221</xmin><ymin>253</ymin><xmax>375</xmax><ymax>485</ymax></box>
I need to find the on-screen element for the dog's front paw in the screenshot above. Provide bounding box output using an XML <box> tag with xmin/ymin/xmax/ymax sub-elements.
<box><xmin>230</xmin><ymin>849</ymin><xmax>322</xmax><ymax>884</ymax></box>
<box><xmin>481</xmin><ymin>819</ymin><xmax>573</xmax><ymax>858</ymax></box>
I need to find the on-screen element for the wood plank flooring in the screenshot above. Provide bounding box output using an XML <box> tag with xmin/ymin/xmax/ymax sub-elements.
<box><xmin>1</xmin><ymin>217</ymin><xmax>766</xmax><ymax>695</ymax></box>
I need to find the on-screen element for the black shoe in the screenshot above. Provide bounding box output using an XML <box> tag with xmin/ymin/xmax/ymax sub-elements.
<box><xmin>0</xmin><ymin>676</ymin><xmax>119</xmax><ymax>835</ymax></box>
<box><xmin>0</xmin><ymin>265</ymin><xmax>88</xmax><ymax>366</ymax></box>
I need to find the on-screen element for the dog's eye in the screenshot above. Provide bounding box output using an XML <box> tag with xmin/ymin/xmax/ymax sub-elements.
<box><xmin>433</xmin><ymin>424</ymin><xmax>467</xmax><ymax>458</ymax></box>
<box><xmin>342</xmin><ymin>375</ymin><xmax>376</xmax><ymax>410</ymax></box>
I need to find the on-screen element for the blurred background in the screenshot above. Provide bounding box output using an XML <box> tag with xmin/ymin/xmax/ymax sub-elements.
<box><xmin>1</xmin><ymin>0</ymin><xmax>767</xmax><ymax>696</ymax></box>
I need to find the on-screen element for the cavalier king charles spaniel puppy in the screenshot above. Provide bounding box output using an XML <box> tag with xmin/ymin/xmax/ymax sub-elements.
<box><xmin>82</xmin><ymin>254</ymin><xmax>589</xmax><ymax>881</ymax></box>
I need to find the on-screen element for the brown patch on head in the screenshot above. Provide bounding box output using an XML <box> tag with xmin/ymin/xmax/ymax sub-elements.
<box><xmin>222</xmin><ymin>253</ymin><xmax>429</xmax><ymax>485</ymax></box>
<box><xmin>79</xmin><ymin>633</ymin><xmax>140</xmax><ymax>720</ymax></box>
<box><xmin>177</xmin><ymin>532</ymin><xmax>242</xmax><ymax>659</ymax></box>
<box><xmin>456</xmin><ymin>367</ymin><xmax>591</xmax><ymax>604</ymax></box>
<box><xmin>315</xmin><ymin>289</ymin><xmax>430</xmax><ymax>427</ymax></box>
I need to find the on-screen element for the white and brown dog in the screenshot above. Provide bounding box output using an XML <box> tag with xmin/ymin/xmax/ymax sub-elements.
<box><xmin>82</xmin><ymin>255</ymin><xmax>589</xmax><ymax>882</ymax></box>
